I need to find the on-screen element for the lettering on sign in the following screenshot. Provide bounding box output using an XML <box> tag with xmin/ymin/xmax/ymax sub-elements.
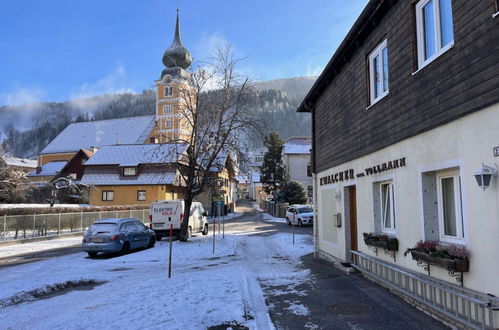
<box><xmin>364</xmin><ymin>157</ymin><xmax>406</xmax><ymax>176</ymax></box>
<box><xmin>494</xmin><ymin>146</ymin><xmax>499</xmax><ymax>157</ymax></box>
<box><xmin>319</xmin><ymin>157</ymin><xmax>407</xmax><ymax>186</ymax></box>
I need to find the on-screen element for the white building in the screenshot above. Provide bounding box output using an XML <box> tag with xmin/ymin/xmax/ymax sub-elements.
<box><xmin>282</xmin><ymin>137</ymin><xmax>312</xmax><ymax>199</ymax></box>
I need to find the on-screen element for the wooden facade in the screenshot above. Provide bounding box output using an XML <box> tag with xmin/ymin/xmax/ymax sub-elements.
<box><xmin>298</xmin><ymin>0</ymin><xmax>499</xmax><ymax>173</ymax></box>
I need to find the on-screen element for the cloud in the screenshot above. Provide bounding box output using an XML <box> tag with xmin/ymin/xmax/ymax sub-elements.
<box><xmin>0</xmin><ymin>87</ymin><xmax>46</xmax><ymax>107</ymax></box>
<box><xmin>193</xmin><ymin>32</ymin><xmax>232</xmax><ymax>64</ymax></box>
<box><xmin>70</xmin><ymin>64</ymin><xmax>135</xmax><ymax>100</ymax></box>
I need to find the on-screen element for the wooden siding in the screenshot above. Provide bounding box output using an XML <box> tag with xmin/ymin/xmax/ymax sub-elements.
<box><xmin>313</xmin><ymin>0</ymin><xmax>499</xmax><ymax>172</ymax></box>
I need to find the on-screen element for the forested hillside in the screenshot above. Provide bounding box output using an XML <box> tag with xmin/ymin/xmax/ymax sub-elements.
<box><xmin>0</xmin><ymin>77</ymin><xmax>315</xmax><ymax>158</ymax></box>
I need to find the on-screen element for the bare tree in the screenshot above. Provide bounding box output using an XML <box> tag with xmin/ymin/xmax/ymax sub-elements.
<box><xmin>169</xmin><ymin>45</ymin><xmax>260</xmax><ymax>241</ymax></box>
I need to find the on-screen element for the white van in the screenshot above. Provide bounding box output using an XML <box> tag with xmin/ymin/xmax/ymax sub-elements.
<box><xmin>149</xmin><ymin>200</ymin><xmax>209</xmax><ymax>240</ymax></box>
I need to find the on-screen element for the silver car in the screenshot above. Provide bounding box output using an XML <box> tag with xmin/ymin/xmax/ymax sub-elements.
<box><xmin>286</xmin><ymin>205</ymin><xmax>314</xmax><ymax>226</ymax></box>
<box><xmin>82</xmin><ymin>218</ymin><xmax>156</xmax><ymax>257</ymax></box>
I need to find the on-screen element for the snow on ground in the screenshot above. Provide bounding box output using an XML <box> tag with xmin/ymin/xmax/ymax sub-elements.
<box><xmin>0</xmin><ymin>204</ymin><xmax>89</xmax><ymax>209</ymax></box>
<box><xmin>251</xmin><ymin>202</ymin><xmax>286</xmax><ymax>224</ymax></box>
<box><xmin>0</xmin><ymin>230</ymin><xmax>313</xmax><ymax>330</ymax></box>
<box><xmin>207</xmin><ymin>212</ymin><xmax>243</xmax><ymax>224</ymax></box>
<box><xmin>0</xmin><ymin>236</ymin><xmax>82</xmax><ymax>258</ymax></box>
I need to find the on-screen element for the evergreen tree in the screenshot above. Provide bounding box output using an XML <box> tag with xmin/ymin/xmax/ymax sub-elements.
<box><xmin>277</xmin><ymin>181</ymin><xmax>308</xmax><ymax>205</ymax></box>
<box><xmin>260</xmin><ymin>132</ymin><xmax>285</xmax><ymax>195</ymax></box>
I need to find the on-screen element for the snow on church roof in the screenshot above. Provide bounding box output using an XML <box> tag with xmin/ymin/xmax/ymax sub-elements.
<box><xmin>40</xmin><ymin>116</ymin><xmax>156</xmax><ymax>155</ymax></box>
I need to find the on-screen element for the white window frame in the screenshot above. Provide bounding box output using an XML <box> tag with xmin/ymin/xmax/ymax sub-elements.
<box><xmin>137</xmin><ymin>190</ymin><xmax>146</xmax><ymax>201</ymax></box>
<box><xmin>436</xmin><ymin>170</ymin><xmax>464</xmax><ymax>243</ymax></box>
<box><xmin>123</xmin><ymin>167</ymin><xmax>137</xmax><ymax>176</ymax></box>
<box><xmin>102</xmin><ymin>191</ymin><xmax>114</xmax><ymax>201</ymax></box>
<box><xmin>164</xmin><ymin>85</ymin><xmax>173</xmax><ymax>97</ymax></box>
<box><xmin>368</xmin><ymin>39</ymin><xmax>389</xmax><ymax>106</ymax></box>
<box><xmin>415</xmin><ymin>0</ymin><xmax>455</xmax><ymax>70</ymax></box>
<box><xmin>380</xmin><ymin>181</ymin><xmax>396</xmax><ymax>234</ymax></box>
<box><xmin>163</xmin><ymin>104</ymin><xmax>173</xmax><ymax>114</ymax></box>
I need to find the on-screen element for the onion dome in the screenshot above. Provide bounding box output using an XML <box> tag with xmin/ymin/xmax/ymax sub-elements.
<box><xmin>162</xmin><ymin>9</ymin><xmax>192</xmax><ymax>69</ymax></box>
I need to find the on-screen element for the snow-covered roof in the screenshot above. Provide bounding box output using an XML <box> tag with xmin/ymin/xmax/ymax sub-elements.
<box><xmin>4</xmin><ymin>157</ymin><xmax>37</xmax><ymax>169</ymax></box>
<box><xmin>81</xmin><ymin>171</ymin><xmax>177</xmax><ymax>186</ymax></box>
<box><xmin>283</xmin><ymin>137</ymin><xmax>311</xmax><ymax>155</ymax></box>
<box><xmin>84</xmin><ymin>143</ymin><xmax>188</xmax><ymax>166</ymax></box>
<box><xmin>235</xmin><ymin>175</ymin><xmax>249</xmax><ymax>184</ymax></box>
<box><xmin>27</xmin><ymin>161</ymin><xmax>67</xmax><ymax>177</ymax></box>
<box><xmin>40</xmin><ymin>116</ymin><xmax>156</xmax><ymax>154</ymax></box>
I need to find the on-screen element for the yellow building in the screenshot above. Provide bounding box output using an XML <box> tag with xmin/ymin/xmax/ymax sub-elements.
<box><xmin>81</xmin><ymin>144</ymin><xmax>187</xmax><ymax>206</ymax></box>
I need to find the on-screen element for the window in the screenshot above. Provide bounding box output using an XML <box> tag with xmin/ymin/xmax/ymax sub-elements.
<box><xmin>163</xmin><ymin>104</ymin><xmax>173</xmax><ymax>114</ymax></box>
<box><xmin>436</xmin><ymin>170</ymin><xmax>463</xmax><ymax>242</ymax></box>
<box><xmin>416</xmin><ymin>0</ymin><xmax>454</xmax><ymax>69</ymax></box>
<box><xmin>380</xmin><ymin>182</ymin><xmax>395</xmax><ymax>233</ymax></box>
<box><xmin>164</xmin><ymin>85</ymin><xmax>173</xmax><ymax>97</ymax></box>
<box><xmin>102</xmin><ymin>191</ymin><xmax>114</xmax><ymax>201</ymax></box>
<box><xmin>170</xmin><ymin>191</ymin><xmax>175</xmax><ymax>200</ymax></box>
<box><xmin>137</xmin><ymin>190</ymin><xmax>146</xmax><ymax>201</ymax></box>
<box><xmin>165</xmin><ymin>119</ymin><xmax>171</xmax><ymax>128</ymax></box>
<box><xmin>368</xmin><ymin>39</ymin><xmax>389</xmax><ymax>105</ymax></box>
<box><xmin>123</xmin><ymin>167</ymin><xmax>137</xmax><ymax>176</ymax></box>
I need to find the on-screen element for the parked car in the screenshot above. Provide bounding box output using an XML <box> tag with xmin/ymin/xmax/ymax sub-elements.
<box><xmin>150</xmin><ymin>200</ymin><xmax>209</xmax><ymax>240</ymax></box>
<box><xmin>82</xmin><ymin>218</ymin><xmax>156</xmax><ymax>257</ymax></box>
<box><xmin>286</xmin><ymin>205</ymin><xmax>314</xmax><ymax>226</ymax></box>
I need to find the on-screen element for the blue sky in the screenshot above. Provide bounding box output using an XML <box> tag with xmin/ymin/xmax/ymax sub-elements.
<box><xmin>0</xmin><ymin>0</ymin><xmax>368</xmax><ymax>106</ymax></box>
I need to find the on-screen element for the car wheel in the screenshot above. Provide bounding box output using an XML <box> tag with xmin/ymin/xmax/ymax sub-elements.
<box><xmin>187</xmin><ymin>226</ymin><xmax>192</xmax><ymax>238</ymax></box>
<box><xmin>298</xmin><ymin>219</ymin><xmax>303</xmax><ymax>227</ymax></box>
<box><xmin>202</xmin><ymin>224</ymin><xmax>208</xmax><ymax>236</ymax></box>
<box><xmin>286</xmin><ymin>218</ymin><xmax>291</xmax><ymax>225</ymax></box>
<box><xmin>148</xmin><ymin>236</ymin><xmax>156</xmax><ymax>248</ymax></box>
<box><xmin>87</xmin><ymin>252</ymin><xmax>98</xmax><ymax>258</ymax></box>
<box><xmin>155</xmin><ymin>234</ymin><xmax>162</xmax><ymax>241</ymax></box>
<box><xmin>121</xmin><ymin>242</ymin><xmax>131</xmax><ymax>254</ymax></box>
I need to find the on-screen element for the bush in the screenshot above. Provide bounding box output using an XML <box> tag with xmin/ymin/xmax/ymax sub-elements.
<box><xmin>277</xmin><ymin>181</ymin><xmax>307</xmax><ymax>205</ymax></box>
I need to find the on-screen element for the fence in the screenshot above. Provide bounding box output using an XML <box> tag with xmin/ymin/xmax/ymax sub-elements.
<box><xmin>259</xmin><ymin>201</ymin><xmax>289</xmax><ymax>218</ymax></box>
<box><xmin>0</xmin><ymin>209</ymin><xmax>149</xmax><ymax>241</ymax></box>
<box><xmin>351</xmin><ymin>251</ymin><xmax>499</xmax><ymax>329</ymax></box>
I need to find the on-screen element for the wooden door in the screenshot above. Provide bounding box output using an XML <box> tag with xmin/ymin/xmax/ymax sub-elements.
<box><xmin>349</xmin><ymin>186</ymin><xmax>358</xmax><ymax>251</ymax></box>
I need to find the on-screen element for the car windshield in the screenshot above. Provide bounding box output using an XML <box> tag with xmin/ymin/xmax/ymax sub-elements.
<box><xmin>297</xmin><ymin>207</ymin><xmax>313</xmax><ymax>214</ymax></box>
<box><xmin>89</xmin><ymin>223</ymin><xmax>117</xmax><ymax>234</ymax></box>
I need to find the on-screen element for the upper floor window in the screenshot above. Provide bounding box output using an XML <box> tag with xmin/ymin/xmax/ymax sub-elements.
<box><xmin>368</xmin><ymin>39</ymin><xmax>389</xmax><ymax>105</ymax></box>
<box><xmin>416</xmin><ymin>0</ymin><xmax>454</xmax><ymax>69</ymax></box>
<box><xmin>164</xmin><ymin>85</ymin><xmax>173</xmax><ymax>97</ymax></box>
<box><xmin>163</xmin><ymin>104</ymin><xmax>173</xmax><ymax>114</ymax></box>
<box><xmin>123</xmin><ymin>167</ymin><xmax>137</xmax><ymax>176</ymax></box>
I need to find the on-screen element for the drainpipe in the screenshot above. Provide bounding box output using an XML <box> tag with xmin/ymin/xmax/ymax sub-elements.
<box><xmin>313</xmin><ymin>173</ymin><xmax>319</xmax><ymax>258</ymax></box>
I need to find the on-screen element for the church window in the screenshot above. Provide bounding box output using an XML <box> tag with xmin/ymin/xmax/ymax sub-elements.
<box><xmin>165</xmin><ymin>85</ymin><xmax>173</xmax><ymax>97</ymax></box>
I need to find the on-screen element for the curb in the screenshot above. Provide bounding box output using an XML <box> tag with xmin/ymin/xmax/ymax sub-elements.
<box><xmin>0</xmin><ymin>232</ymin><xmax>84</xmax><ymax>247</ymax></box>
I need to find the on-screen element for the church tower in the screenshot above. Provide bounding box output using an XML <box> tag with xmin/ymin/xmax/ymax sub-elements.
<box><xmin>155</xmin><ymin>9</ymin><xmax>194</xmax><ymax>143</ymax></box>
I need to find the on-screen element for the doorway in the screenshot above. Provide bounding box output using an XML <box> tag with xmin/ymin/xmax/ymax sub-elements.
<box><xmin>344</xmin><ymin>185</ymin><xmax>358</xmax><ymax>262</ymax></box>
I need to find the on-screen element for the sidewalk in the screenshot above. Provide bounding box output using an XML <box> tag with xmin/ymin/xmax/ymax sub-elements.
<box><xmin>0</xmin><ymin>235</ymin><xmax>82</xmax><ymax>258</ymax></box>
<box><xmin>263</xmin><ymin>253</ymin><xmax>448</xmax><ymax>330</ymax></box>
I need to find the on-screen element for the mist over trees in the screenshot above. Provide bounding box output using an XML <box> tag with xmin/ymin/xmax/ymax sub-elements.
<box><xmin>0</xmin><ymin>77</ymin><xmax>315</xmax><ymax>158</ymax></box>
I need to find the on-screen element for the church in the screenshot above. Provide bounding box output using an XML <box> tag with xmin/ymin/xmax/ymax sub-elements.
<box><xmin>29</xmin><ymin>10</ymin><xmax>235</xmax><ymax>208</ymax></box>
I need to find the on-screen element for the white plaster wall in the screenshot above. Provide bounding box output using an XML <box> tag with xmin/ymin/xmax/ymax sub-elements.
<box><xmin>316</xmin><ymin>103</ymin><xmax>499</xmax><ymax>295</ymax></box>
<box><xmin>284</xmin><ymin>154</ymin><xmax>312</xmax><ymax>188</ymax></box>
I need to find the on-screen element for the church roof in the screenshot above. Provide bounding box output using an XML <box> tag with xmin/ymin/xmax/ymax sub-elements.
<box><xmin>40</xmin><ymin>116</ymin><xmax>156</xmax><ymax>155</ymax></box>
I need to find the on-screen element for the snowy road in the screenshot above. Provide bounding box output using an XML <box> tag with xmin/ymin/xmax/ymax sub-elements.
<box><xmin>0</xmin><ymin>207</ymin><xmax>313</xmax><ymax>329</ymax></box>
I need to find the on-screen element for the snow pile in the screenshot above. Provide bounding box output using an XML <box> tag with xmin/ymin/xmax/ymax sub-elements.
<box><xmin>0</xmin><ymin>231</ymin><xmax>313</xmax><ymax>330</ymax></box>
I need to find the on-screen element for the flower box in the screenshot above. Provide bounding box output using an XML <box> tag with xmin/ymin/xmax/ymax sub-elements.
<box><xmin>410</xmin><ymin>250</ymin><xmax>469</xmax><ymax>272</ymax></box>
<box><xmin>363</xmin><ymin>237</ymin><xmax>398</xmax><ymax>251</ymax></box>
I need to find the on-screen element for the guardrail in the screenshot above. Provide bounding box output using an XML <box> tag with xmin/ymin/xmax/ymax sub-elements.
<box><xmin>351</xmin><ymin>251</ymin><xmax>499</xmax><ymax>329</ymax></box>
<box><xmin>0</xmin><ymin>209</ymin><xmax>149</xmax><ymax>241</ymax></box>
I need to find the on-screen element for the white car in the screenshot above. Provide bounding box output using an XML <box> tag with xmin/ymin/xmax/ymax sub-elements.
<box><xmin>286</xmin><ymin>205</ymin><xmax>314</xmax><ymax>226</ymax></box>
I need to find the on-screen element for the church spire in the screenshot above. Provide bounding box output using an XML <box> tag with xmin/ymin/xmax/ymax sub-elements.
<box><xmin>162</xmin><ymin>9</ymin><xmax>192</xmax><ymax>69</ymax></box>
